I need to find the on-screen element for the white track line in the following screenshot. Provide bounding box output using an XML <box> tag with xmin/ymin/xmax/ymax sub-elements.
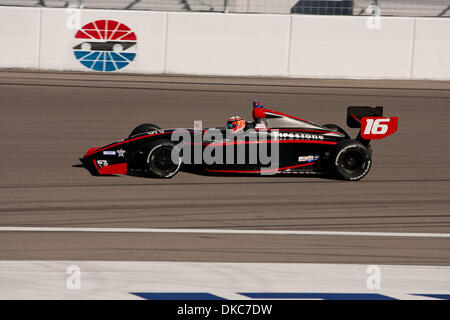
<box><xmin>0</xmin><ymin>227</ymin><xmax>449</xmax><ymax>238</ymax></box>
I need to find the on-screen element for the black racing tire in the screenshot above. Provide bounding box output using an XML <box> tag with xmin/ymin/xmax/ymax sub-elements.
<box><xmin>129</xmin><ymin>123</ymin><xmax>161</xmax><ymax>137</ymax></box>
<box><xmin>322</xmin><ymin>124</ymin><xmax>350</xmax><ymax>138</ymax></box>
<box><xmin>146</xmin><ymin>139</ymin><xmax>181</xmax><ymax>179</ymax></box>
<box><xmin>331</xmin><ymin>140</ymin><xmax>372</xmax><ymax>181</ymax></box>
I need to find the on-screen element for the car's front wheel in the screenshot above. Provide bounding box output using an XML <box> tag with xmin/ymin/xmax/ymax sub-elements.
<box><xmin>331</xmin><ymin>140</ymin><xmax>371</xmax><ymax>181</ymax></box>
<box><xmin>146</xmin><ymin>140</ymin><xmax>181</xmax><ymax>179</ymax></box>
<box><xmin>129</xmin><ymin>123</ymin><xmax>161</xmax><ymax>137</ymax></box>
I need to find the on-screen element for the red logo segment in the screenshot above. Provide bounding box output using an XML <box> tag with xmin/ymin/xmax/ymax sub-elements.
<box><xmin>75</xmin><ymin>20</ymin><xmax>136</xmax><ymax>41</ymax></box>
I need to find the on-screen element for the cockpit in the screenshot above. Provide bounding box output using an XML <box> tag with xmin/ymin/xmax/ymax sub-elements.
<box><xmin>251</xmin><ymin>101</ymin><xmax>328</xmax><ymax>130</ymax></box>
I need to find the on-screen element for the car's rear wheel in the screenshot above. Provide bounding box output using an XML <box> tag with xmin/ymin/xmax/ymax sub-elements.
<box><xmin>129</xmin><ymin>123</ymin><xmax>161</xmax><ymax>137</ymax></box>
<box><xmin>146</xmin><ymin>140</ymin><xmax>181</xmax><ymax>179</ymax></box>
<box><xmin>331</xmin><ymin>140</ymin><xmax>371</xmax><ymax>181</ymax></box>
<box><xmin>113</xmin><ymin>43</ymin><xmax>123</xmax><ymax>53</ymax></box>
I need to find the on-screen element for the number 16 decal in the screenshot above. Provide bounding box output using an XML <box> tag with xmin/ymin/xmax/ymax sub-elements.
<box><xmin>361</xmin><ymin>117</ymin><xmax>398</xmax><ymax>140</ymax></box>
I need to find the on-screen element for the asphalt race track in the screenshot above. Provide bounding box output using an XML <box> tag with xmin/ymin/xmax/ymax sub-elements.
<box><xmin>0</xmin><ymin>70</ymin><xmax>449</xmax><ymax>265</ymax></box>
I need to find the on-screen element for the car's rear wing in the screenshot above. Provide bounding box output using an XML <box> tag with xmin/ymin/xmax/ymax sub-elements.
<box><xmin>347</xmin><ymin>106</ymin><xmax>398</xmax><ymax>144</ymax></box>
<box><xmin>347</xmin><ymin>106</ymin><xmax>383</xmax><ymax>128</ymax></box>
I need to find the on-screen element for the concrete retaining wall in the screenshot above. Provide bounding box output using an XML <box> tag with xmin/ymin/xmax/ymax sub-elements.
<box><xmin>0</xmin><ymin>6</ymin><xmax>448</xmax><ymax>80</ymax></box>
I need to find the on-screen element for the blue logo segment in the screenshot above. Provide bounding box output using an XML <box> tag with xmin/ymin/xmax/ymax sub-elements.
<box><xmin>73</xmin><ymin>51</ymin><xmax>136</xmax><ymax>72</ymax></box>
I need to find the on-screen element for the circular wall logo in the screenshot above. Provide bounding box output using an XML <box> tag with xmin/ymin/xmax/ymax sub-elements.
<box><xmin>73</xmin><ymin>20</ymin><xmax>137</xmax><ymax>72</ymax></box>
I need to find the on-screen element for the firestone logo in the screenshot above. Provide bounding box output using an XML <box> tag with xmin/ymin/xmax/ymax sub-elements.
<box><xmin>73</xmin><ymin>20</ymin><xmax>137</xmax><ymax>72</ymax></box>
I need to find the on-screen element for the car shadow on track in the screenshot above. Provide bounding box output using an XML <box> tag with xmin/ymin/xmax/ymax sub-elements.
<box><xmin>73</xmin><ymin>163</ymin><xmax>340</xmax><ymax>181</ymax></box>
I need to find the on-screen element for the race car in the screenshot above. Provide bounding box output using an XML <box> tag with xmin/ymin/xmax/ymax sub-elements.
<box><xmin>73</xmin><ymin>41</ymin><xmax>136</xmax><ymax>52</ymax></box>
<box><xmin>80</xmin><ymin>101</ymin><xmax>397</xmax><ymax>181</ymax></box>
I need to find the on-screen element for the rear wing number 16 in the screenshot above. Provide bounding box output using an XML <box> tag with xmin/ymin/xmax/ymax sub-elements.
<box><xmin>361</xmin><ymin>117</ymin><xmax>398</xmax><ymax>140</ymax></box>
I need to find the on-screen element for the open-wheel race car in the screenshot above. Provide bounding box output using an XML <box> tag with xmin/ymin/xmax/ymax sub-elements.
<box><xmin>81</xmin><ymin>101</ymin><xmax>397</xmax><ymax>181</ymax></box>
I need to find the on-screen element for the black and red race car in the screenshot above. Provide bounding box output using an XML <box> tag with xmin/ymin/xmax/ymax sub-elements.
<box><xmin>80</xmin><ymin>101</ymin><xmax>397</xmax><ymax>181</ymax></box>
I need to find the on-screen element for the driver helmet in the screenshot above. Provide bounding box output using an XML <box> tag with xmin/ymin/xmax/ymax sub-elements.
<box><xmin>227</xmin><ymin>116</ymin><xmax>246</xmax><ymax>134</ymax></box>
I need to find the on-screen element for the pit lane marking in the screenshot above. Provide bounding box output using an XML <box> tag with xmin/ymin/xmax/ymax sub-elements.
<box><xmin>0</xmin><ymin>227</ymin><xmax>449</xmax><ymax>238</ymax></box>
